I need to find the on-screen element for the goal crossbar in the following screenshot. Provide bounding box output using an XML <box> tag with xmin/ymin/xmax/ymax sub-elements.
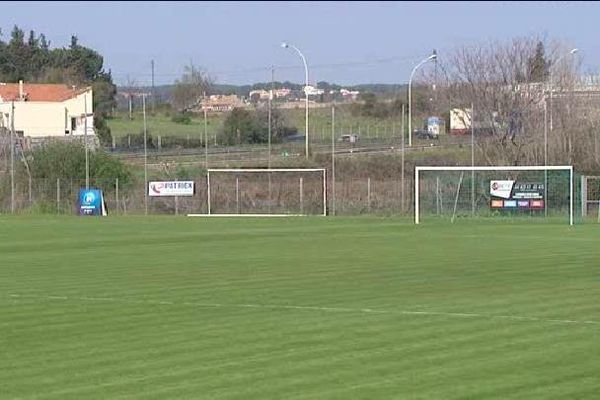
<box><xmin>414</xmin><ymin>165</ymin><xmax>574</xmax><ymax>225</ymax></box>
<box><xmin>208</xmin><ymin>168</ymin><xmax>326</xmax><ymax>173</ymax></box>
<box><xmin>205</xmin><ymin>168</ymin><xmax>327</xmax><ymax>217</ymax></box>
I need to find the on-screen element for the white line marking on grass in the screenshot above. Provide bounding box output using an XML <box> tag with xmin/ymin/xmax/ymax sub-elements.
<box><xmin>5</xmin><ymin>293</ymin><xmax>599</xmax><ymax>326</ymax></box>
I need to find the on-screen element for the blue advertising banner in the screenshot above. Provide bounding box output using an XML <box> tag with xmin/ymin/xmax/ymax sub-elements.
<box><xmin>78</xmin><ymin>189</ymin><xmax>106</xmax><ymax>216</ymax></box>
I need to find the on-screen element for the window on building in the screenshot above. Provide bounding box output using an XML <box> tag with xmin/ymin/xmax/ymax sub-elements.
<box><xmin>71</xmin><ymin>117</ymin><xmax>77</xmax><ymax>132</ymax></box>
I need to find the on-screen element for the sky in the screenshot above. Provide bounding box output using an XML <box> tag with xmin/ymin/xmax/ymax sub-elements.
<box><xmin>1</xmin><ymin>1</ymin><xmax>599</xmax><ymax>87</ymax></box>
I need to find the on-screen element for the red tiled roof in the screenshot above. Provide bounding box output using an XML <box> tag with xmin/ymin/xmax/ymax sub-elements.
<box><xmin>0</xmin><ymin>83</ymin><xmax>90</xmax><ymax>102</ymax></box>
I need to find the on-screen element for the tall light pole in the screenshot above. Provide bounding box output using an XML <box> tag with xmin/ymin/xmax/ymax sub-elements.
<box><xmin>281</xmin><ymin>42</ymin><xmax>309</xmax><ymax>158</ymax></box>
<box><xmin>10</xmin><ymin>101</ymin><xmax>15</xmax><ymax>213</ymax></box>
<box><xmin>549</xmin><ymin>48</ymin><xmax>578</xmax><ymax>132</ymax></box>
<box><xmin>268</xmin><ymin>65</ymin><xmax>274</xmax><ymax>169</ymax></box>
<box><xmin>84</xmin><ymin>94</ymin><xmax>89</xmax><ymax>189</ymax></box>
<box><xmin>408</xmin><ymin>51</ymin><xmax>437</xmax><ymax>147</ymax></box>
<box><xmin>143</xmin><ymin>94</ymin><xmax>148</xmax><ymax>215</ymax></box>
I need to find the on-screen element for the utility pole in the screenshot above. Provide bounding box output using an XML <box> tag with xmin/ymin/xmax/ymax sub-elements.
<box><xmin>127</xmin><ymin>75</ymin><xmax>133</xmax><ymax>120</ymax></box>
<box><xmin>471</xmin><ymin>102</ymin><xmax>475</xmax><ymax>216</ymax></box>
<box><xmin>143</xmin><ymin>94</ymin><xmax>148</xmax><ymax>215</ymax></box>
<box><xmin>204</xmin><ymin>91</ymin><xmax>208</xmax><ymax>169</ymax></box>
<box><xmin>10</xmin><ymin>101</ymin><xmax>15</xmax><ymax>213</ymax></box>
<box><xmin>84</xmin><ymin>94</ymin><xmax>89</xmax><ymax>189</ymax></box>
<box><xmin>151</xmin><ymin>59</ymin><xmax>156</xmax><ymax>113</ymax></box>
<box><xmin>331</xmin><ymin>105</ymin><xmax>336</xmax><ymax>216</ymax></box>
<box><xmin>268</xmin><ymin>65</ymin><xmax>274</xmax><ymax>169</ymax></box>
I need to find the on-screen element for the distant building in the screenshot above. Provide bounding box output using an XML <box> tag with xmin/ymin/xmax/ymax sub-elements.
<box><xmin>304</xmin><ymin>85</ymin><xmax>324</xmax><ymax>96</ymax></box>
<box><xmin>0</xmin><ymin>81</ymin><xmax>94</xmax><ymax>140</ymax></box>
<box><xmin>249</xmin><ymin>89</ymin><xmax>270</xmax><ymax>101</ymax></box>
<box><xmin>201</xmin><ymin>94</ymin><xmax>245</xmax><ymax>112</ymax></box>
<box><xmin>273</xmin><ymin>88</ymin><xmax>291</xmax><ymax>98</ymax></box>
<box><xmin>340</xmin><ymin>88</ymin><xmax>360</xmax><ymax>100</ymax></box>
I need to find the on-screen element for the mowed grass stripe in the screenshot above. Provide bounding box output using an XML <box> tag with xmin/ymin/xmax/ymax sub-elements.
<box><xmin>2</xmin><ymin>216</ymin><xmax>599</xmax><ymax>399</ymax></box>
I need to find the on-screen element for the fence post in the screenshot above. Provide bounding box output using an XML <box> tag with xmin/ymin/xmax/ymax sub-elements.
<box><xmin>56</xmin><ymin>178</ymin><xmax>60</xmax><ymax>213</ymax></box>
<box><xmin>236</xmin><ymin>177</ymin><xmax>240</xmax><ymax>214</ymax></box>
<box><xmin>28</xmin><ymin>176</ymin><xmax>32</xmax><ymax>204</ymax></box>
<box><xmin>115</xmin><ymin>178</ymin><xmax>119</xmax><ymax>214</ymax></box>
<box><xmin>158</xmin><ymin>135</ymin><xmax>162</xmax><ymax>151</ymax></box>
<box><xmin>175</xmin><ymin>196</ymin><xmax>179</xmax><ymax>215</ymax></box>
<box><xmin>112</xmin><ymin>136</ymin><xmax>116</xmax><ymax>150</ymax></box>
<box><xmin>367</xmin><ymin>177</ymin><xmax>371</xmax><ymax>211</ymax></box>
<box><xmin>300</xmin><ymin>177</ymin><xmax>304</xmax><ymax>214</ymax></box>
<box><xmin>128</xmin><ymin>134</ymin><xmax>131</xmax><ymax>149</ymax></box>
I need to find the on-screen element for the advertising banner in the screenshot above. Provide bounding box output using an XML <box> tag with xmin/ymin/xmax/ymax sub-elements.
<box><xmin>148</xmin><ymin>181</ymin><xmax>195</xmax><ymax>197</ymax></box>
<box><xmin>490</xmin><ymin>181</ymin><xmax>544</xmax><ymax>210</ymax></box>
<box><xmin>78</xmin><ymin>189</ymin><xmax>107</xmax><ymax>216</ymax></box>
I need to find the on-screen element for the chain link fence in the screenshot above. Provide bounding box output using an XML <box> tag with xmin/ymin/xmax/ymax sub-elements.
<box><xmin>0</xmin><ymin>172</ymin><xmax>416</xmax><ymax>216</ymax></box>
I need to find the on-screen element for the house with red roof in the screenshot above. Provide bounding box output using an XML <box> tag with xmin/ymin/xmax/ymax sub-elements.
<box><xmin>0</xmin><ymin>80</ymin><xmax>94</xmax><ymax>142</ymax></box>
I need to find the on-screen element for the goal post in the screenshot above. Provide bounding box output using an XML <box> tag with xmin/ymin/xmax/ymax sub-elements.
<box><xmin>415</xmin><ymin>165</ymin><xmax>574</xmax><ymax>225</ymax></box>
<box><xmin>581</xmin><ymin>175</ymin><xmax>600</xmax><ymax>222</ymax></box>
<box><xmin>194</xmin><ymin>168</ymin><xmax>327</xmax><ymax>217</ymax></box>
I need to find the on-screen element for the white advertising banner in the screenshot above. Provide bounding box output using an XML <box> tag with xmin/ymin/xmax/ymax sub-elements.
<box><xmin>490</xmin><ymin>180</ymin><xmax>514</xmax><ymax>199</ymax></box>
<box><xmin>148</xmin><ymin>181</ymin><xmax>195</xmax><ymax>197</ymax></box>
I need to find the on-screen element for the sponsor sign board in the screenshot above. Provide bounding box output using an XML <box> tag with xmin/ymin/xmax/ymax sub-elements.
<box><xmin>148</xmin><ymin>181</ymin><xmax>195</xmax><ymax>197</ymax></box>
<box><xmin>490</xmin><ymin>180</ymin><xmax>544</xmax><ymax>211</ymax></box>
<box><xmin>78</xmin><ymin>189</ymin><xmax>107</xmax><ymax>216</ymax></box>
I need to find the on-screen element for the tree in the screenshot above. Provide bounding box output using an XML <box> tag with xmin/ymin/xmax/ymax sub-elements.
<box><xmin>220</xmin><ymin>107</ymin><xmax>297</xmax><ymax>145</ymax></box>
<box><xmin>171</xmin><ymin>64</ymin><xmax>213</xmax><ymax>112</ymax></box>
<box><xmin>528</xmin><ymin>41</ymin><xmax>549</xmax><ymax>83</ymax></box>
<box><xmin>427</xmin><ymin>36</ymin><xmax>586</xmax><ymax>168</ymax></box>
<box><xmin>221</xmin><ymin>108</ymin><xmax>263</xmax><ymax>145</ymax></box>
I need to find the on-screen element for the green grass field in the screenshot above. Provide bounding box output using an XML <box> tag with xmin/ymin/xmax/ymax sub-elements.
<box><xmin>2</xmin><ymin>216</ymin><xmax>599</xmax><ymax>399</ymax></box>
<box><xmin>107</xmin><ymin>107</ymin><xmax>410</xmax><ymax>142</ymax></box>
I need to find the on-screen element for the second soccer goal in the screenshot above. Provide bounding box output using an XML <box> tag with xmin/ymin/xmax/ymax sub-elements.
<box><xmin>206</xmin><ymin>168</ymin><xmax>327</xmax><ymax>216</ymax></box>
<box><xmin>414</xmin><ymin>166</ymin><xmax>575</xmax><ymax>225</ymax></box>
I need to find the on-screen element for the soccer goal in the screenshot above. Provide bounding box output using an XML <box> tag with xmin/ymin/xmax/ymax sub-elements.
<box><xmin>414</xmin><ymin>166</ymin><xmax>574</xmax><ymax>225</ymax></box>
<box><xmin>190</xmin><ymin>168</ymin><xmax>327</xmax><ymax>217</ymax></box>
<box><xmin>581</xmin><ymin>175</ymin><xmax>600</xmax><ymax>222</ymax></box>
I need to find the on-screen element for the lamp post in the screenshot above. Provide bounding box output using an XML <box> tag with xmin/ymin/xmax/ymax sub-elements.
<box><xmin>10</xmin><ymin>101</ymin><xmax>15</xmax><ymax>213</ymax></box>
<box><xmin>281</xmin><ymin>42</ymin><xmax>309</xmax><ymax>158</ymax></box>
<box><xmin>408</xmin><ymin>51</ymin><xmax>437</xmax><ymax>147</ymax></box>
<box><xmin>143</xmin><ymin>93</ymin><xmax>148</xmax><ymax>215</ymax></box>
<box><xmin>84</xmin><ymin>94</ymin><xmax>89</xmax><ymax>189</ymax></box>
<box><xmin>549</xmin><ymin>48</ymin><xmax>578</xmax><ymax>132</ymax></box>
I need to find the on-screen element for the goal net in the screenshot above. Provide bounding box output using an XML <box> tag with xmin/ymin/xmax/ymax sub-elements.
<box><xmin>202</xmin><ymin>168</ymin><xmax>327</xmax><ymax>216</ymax></box>
<box><xmin>415</xmin><ymin>166</ymin><xmax>575</xmax><ymax>225</ymax></box>
<box><xmin>581</xmin><ymin>175</ymin><xmax>600</xmax><ymax>222</ymax></box>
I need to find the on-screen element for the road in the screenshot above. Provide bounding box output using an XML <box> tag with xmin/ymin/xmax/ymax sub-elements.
<box><xmin>110</xmin><ymin>138</ymin><xmax>469</xmax><ymax>168</ymax></box>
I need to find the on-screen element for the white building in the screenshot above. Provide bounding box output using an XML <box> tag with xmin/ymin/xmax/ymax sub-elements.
<box><xmin>304</xmin><ymin>85</ymin><xmax>324</xmax><ymax>96</ymax></box>
<box><xmin>340</xmin><ymin>88</ymin><xmax>360</xmax><ymax>100</ymax></box>
<box><xmin>0</xmin><ymin>81</ymin><xmax>94</xmax><ymax>139</ymax></box>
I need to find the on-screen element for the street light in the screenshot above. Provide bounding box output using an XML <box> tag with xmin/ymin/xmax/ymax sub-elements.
<box><xmin>549</xmin><ymin>48</ymin><xmax>578</xmax><ymax>131</ymax></box>
<box><xmin>282</xmin><ymin>42</ymin><xmax>309</xmax><ymax>158</ymax></box>
<box><xmin>408</xmin><ymin>51</ymin><xmax>437</xmax><ymax>147</ymax></box>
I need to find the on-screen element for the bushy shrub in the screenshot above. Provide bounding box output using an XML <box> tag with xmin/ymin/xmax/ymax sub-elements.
<box><xmin>27</xmin><ymin>140</ymin><xmax>133</xmax><ymax>186</ymax></box>
<box><xmin>171</xmin><ymin>113</ymin><xmax>192</xmax><ymax>125</ymax></box>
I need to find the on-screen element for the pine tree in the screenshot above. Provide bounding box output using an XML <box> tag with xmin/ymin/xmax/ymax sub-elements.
<box><xmin>528</xmin><ymin>41</ymin><xmax>549</xmax><ymax>82</ymax></box>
